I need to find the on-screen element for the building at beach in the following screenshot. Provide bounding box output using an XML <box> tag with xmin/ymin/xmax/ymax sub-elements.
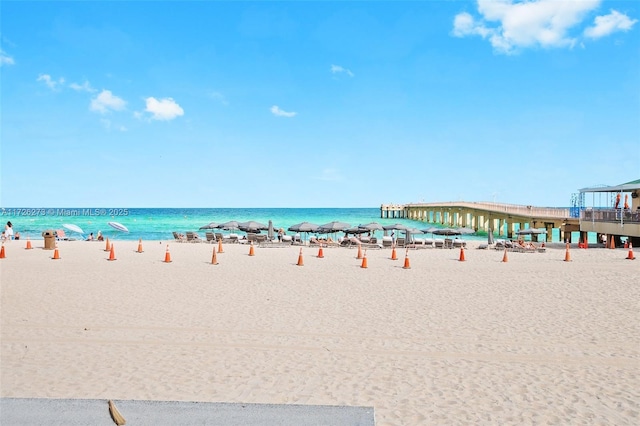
<box><xmin>578</xmin><ymin>179</ymin><xmax>640</xmax><ymax>247</ymax></box>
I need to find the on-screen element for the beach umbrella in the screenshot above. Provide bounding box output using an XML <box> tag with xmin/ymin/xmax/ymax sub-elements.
<box><xmin>345</xmin><ymin>226</ymin><xmax>369</xmax><ymax>235</ymax></box>
<box><xmin>358</xmin><ymin>222</ymin><xmax>384</xmax><ymax>231</ymax></box>
<box><xmin>382</xmin><ymin>223</ymin><xmax>408</xmax><ymax>231</ymax></box>
<box><xmin>456</xmin><ymin>227</ymin><xmax>476</xmax><ymax>235</ymax></box>
<box><xmin>404</xmin><ymin>227</ymin><xmax>423</xmax><ymax>243</ymax></box>
<box><xmin>432</xmin><ymin>228</ymin><xmax>460</xmax><ymax>236</ymax></box>
<box><xmin>63</xmin><ymin>223</ymin><xmax>84</xmax><ymax>234</ymax></box>
<box><xmin>108</xmin><ymin>221</ymin><xmax>129</xmax><ymax>232</ymax></box>
<box><xmin>317</xmin><ymin>221</ymin><xmax>351</xmax><ymax>233</ymax></box>
<box><xmin>218</xmin><ymin>221</ymin><xmax>240</xmax><ymax>231</ymax></box>
<box><xmin>488</xmin><ymin>228</ymin><xmax>495</xmax><ymax>245</ymax></box>
<box><xmin>239</xmin><ymin>221</ymin><xmax>268</xmax><ymax>233</ymax></box>
<box><xmin>516</xmin><ymin>228</ymin><xmax>547</xmax><ymax>235</ymax></box>
<box><xmin>199</xmin><ymin>222</ymin><xmax>220</xmax><ymax>230</ymax></box>
<box><xmin>288</xmin><ymin>222</ymin><xmax>320</xmax><ymax>233</ymax></box>
<box><xmin>421</xmin><ymin>226</ymin><xmax>439</xmax><ymax>234</ymax></box>
<box><xmin>268</xmin><ymin>220</ymin><xmax>274</xmax><ymax>240</ymax></box>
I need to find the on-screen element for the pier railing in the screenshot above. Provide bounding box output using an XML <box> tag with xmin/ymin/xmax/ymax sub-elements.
<box><xmin>404</xmin><ymin>201</ymin><xmax>570</xmax><ymax>219</ymax></box>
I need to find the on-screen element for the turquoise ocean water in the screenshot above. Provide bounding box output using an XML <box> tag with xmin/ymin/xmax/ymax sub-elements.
<box><xmin>3</xmin><ymin>207</ymin><xmax>576</xmax><ymax>242</ymax></box>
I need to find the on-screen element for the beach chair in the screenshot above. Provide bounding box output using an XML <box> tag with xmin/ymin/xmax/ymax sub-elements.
<box><xmin>205</xmin><ymin>232</ymin><xmax>216</xmax><ymax>243</ymax></box>
<box><xmin>382</xmin><ymin>236</ymin><xmax>393</xmax><ymax>248</ymax></box>
<box><xmin>444</xmin><ymin>238</ymin><xmax>454</xmax><ymax>249</ymax></box>
<box><xmin>434</xmin><ymin>239</ymin><xmax>445</xmax><ymax>249</ymax></box>
<box><xmin>228</xmin><ymin>233</ymin><xmax>239</xmax><ymax>244</ymax></box>
<box><xmin>55</xmin><ymin>229</ymin><xmax>70</xmax><ymax>241</ymax></box>
<box><xmin>173</xmin><ymin>232</ymin><xmax>186</xmax><ymax>243</ymax></box>
<box><xmin>453</xmin><ymin>239</ymin><xmax>466</xmax><ymax>249</ymax></box>
<box><xmin>247</xmin><ymin>233</ymin><xmax>258</xmax><ymax>244</ymax></box>
<box><xmin>186</xmin><ymin>231</ymin><xmax>203</xmax><ymax>243</ymax></box>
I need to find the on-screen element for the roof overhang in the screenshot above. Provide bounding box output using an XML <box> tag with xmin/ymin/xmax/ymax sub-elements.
<box><xmin>579</xmin><ymin>179</ymin><xmax>640</xmax><ymax>193</ymax></box>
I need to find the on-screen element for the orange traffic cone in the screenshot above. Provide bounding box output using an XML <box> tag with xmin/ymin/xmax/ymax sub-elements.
<box><xmin>211</xmin><ymin>246</ymin><xmax>219</xmax><ymax>265</ymax></box>
<box><xmin>403</xmin><ymin>249</ymin><xmax>411</xmax><ymax>269</ymax></box>
<box><xmin>356</xmin><ymin>244</ymin><xmax>363</xmax><ymax>259</ymax></box>
<box><xmin>609</xmin><ymin>237</ymin><xmax>616</xmax><ymax>249</ymax></box>
<box><xmin>361</xmin><ymin>250</ymin><xmax>368</xmax><ymax>268</ymax></box>
<box><xmin>390</xmin><ymin>244</ymin><xmax>398</xmax><ymax>260</ymax></box>
<box><xmin>136</xmin><ymin>238</ymin><xmax>144</xmax><ymax>253</ymax></box>
<box><xmin>104</xmin><ymin>237</ymin><xmax>111</xmax><ymax>252</ymax></box>
<box><xmin>502</xmin><ymin>248</ymin><xmax>508</xmax><ymax>263</ymax></box>
<box><xmin>296</xmin><ymin>248</ymin><xmax>304</xmax><ymax>266</ymax></box>
<box><xmin>317</xmin><ymin>243</ymin><xmax>324</xmax><ymax>258</ymax></box>
<box><xmin>164</xmin><ymin>245</ymin><xmax>172</xmax><ymax>263</ymax></box>
<box><xmin>52</xmin><ymin>243</ymin><xmax>61</xmax><ymax>260</ymax></box>
<box><xmin>626</xmin><ymin>243</ymin><xmax>635</xmax><ymax>260</ymax></box>
<box><xmin>564</xmin><ymin>243</ymin><xmax>571</xmax><ymax>262</ymax></box>
<box><xmin>217</xmin><ymin>238</ymin><xmax>224</xmax><ymax>253</ymax></box>
<box><xmin>0</xmin><ymin>243</ymin><xmax>5</xmax><ymax>259</ymax></box>
<box><xmin>249</xmin><ymin>242</ymin><xmax>255</xmax><ymax>256</ymax></box>
<box><xmin>459</xmin><ymin>247</ymin><xmax>466</xmax><ymax>262</ymax></box>
<box><xmin>107</xmin><ymin>244</ymin><xmax>117</xmax><ymax>261</ymax></box>
<box><xmin>25</xmin><ymin>237</ymin><xmax>33</xmax><ymax>250</ymax></box>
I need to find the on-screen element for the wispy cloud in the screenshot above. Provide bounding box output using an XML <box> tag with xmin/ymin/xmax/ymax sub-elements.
<box><xmin>452</xmin><ymin>0</ymin><xmax>635</xmax><ymax>54</ymax></box>
<box><xmin>99</xmin><ymin>118</ymin><xmax>127</xmax><ymax>132</ymax></box>
<box><xmin>315</xmin><ymin>168</ymin><xmax>343</xmax><ymax>182</ymax></box>
<box><xmin>69</xmin><ymin>80</ymin><xmax>96</xmax><ymax>93</ymax></box>
<box><xmin>270</xmin><ymin>105</ymin><xmax>297</xmax><ymax>117</ymax></box>
<box><xmin>209</xmin><ymin>91</ymin><xmax>229</xmax><ymax>106</ymax></box>
<box><xmin>331</xmin><ymin>64</ymin><xmax>354</xmax><ymax>77</ymax></box>
<box><xmin>144</xmin><ymin>97</ymin><xmax>184</xmax><ymax>121</ymax></box>
<box><xmin>584</xmin><ymin>10</ymin><xmax>638</xmax><ymax>39</ymax></box>
<box><xmin>37</xmin><ymin>73</ymin><xmax>65</xmax><ymax>91</ymax></box>
<box><xmin>0</xmin><ymin>49</ymin><xmax>14</xmax><ymax>66</ymax></box>
<box><xmin>90</xmin><ymin>89</ymin><xmax>126</xmax><ymax>114</ymax></box>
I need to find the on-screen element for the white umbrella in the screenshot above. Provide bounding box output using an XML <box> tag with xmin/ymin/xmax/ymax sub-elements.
<box><xmin>108</xmin><ymin>222</ymin><xmax>129</xmax><ymax>232</ymax></box>
<box><xmin>63</xmin><ymin>224</ymin><xmax>84</xmax><ymax>234</ymax></box>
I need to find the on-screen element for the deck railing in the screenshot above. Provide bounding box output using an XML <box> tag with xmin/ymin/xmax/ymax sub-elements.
<box><xmin>581</xmin><ymin>208</ymin><xmax>640</xmax><ymax>224</ymax></box>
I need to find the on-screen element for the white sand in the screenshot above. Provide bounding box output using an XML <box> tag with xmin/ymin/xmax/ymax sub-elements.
<box><xmin>1</xmin><ymin>239</ymin><xmax>639</xmax><ymax>424</ymax></box>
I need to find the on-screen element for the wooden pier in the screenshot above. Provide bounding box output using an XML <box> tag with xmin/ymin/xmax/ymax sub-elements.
<box><xmin>381</xmin><ymin>202</ymin><xmax>580</xmax><ymax>242</ymax></box>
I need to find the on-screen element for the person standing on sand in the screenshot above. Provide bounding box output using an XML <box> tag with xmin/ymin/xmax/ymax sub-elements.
<box><xmin>3</xmin><ymin>221</ymin><xmax>14</xmax><ymax>240</ymax></box>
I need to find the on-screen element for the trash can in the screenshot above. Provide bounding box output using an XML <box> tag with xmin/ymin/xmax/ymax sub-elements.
<box><xmin>43</xmin><ymin>230</ymin><xmax>56</xmax><ymax>250</ymax></box>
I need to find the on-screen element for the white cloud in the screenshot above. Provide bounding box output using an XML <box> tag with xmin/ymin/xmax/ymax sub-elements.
<box><xmin>0</xmin><ymin>49</ymin><xmax>14</xmax><ymax>66</ymax></box>
<box><xmin>90</xmin><ymin>89</ymin><xmax>126</xmax><ymax>114</ymax></box>
<box><xmin>270</xmin><ymin>105</ymin><xmax>297</xmax><ymax>117</ymax></box>
<box><xmin>144</xmin><ymin>97</ymin><xmax>184</xmax><ymax>121</ymax></box>
<box><xmin>37</xmin><ymin>74</ymin><xmax>65</xmax><ymax>91</ymax></box>
<box><xmin>331</xmin><ymin>64</ymin><xmax>354</xmax><ymax>77</ymax></box>
<box><xmin>69</xmin><ymin>80</ymin><xmax>96</xmax><ymax>93</ymax></box>
<box><xmin>452</xmin><ymin>0</ymin><xmax>617</xmax><ymax>54</ymax></box>
<box><xmin>584</xmin><ymin>10</ymin><xmax>638</xmax><ymax>39</ymax></box>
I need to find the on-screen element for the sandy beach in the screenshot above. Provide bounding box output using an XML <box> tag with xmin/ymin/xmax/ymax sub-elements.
<box><xmin>1</xmin><ymin>239</ymin><xmax>638</xmax><ymax>424</ymax></box>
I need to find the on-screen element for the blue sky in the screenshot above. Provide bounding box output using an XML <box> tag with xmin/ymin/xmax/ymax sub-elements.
<box><xmin>1</xmin><ymin>0</ymin><xmax>639</xmax><ymax>208</ymax></box>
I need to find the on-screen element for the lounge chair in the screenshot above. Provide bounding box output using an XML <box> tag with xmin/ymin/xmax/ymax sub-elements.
<box><xmin>186</xmin><ymin>231</ymin><xmax>203</xmax><ymax>243</ymax></box>
<box><xmin>434</xmin><ymin>239</ymin><xmax>445</xmax><ymax>249</ymax></box>
<box><xmin>205</xmin><ymin>232</ymin><xmax>216</xmax><ymax>243</ymax></box>
<box><xmin>173</xmin><ymin>232</ymin><xmax>186</xmax><ymax>243</ymax></box>
<box><xmin>382</xmin><ymin>236</ymin><xmax>393</xmax><ymax>248</ymax></box>
<box><xmin>55</xmin><ymin>229</ymin><xmax>72</xmax><ymax>241</ymax></box>
<box><xmin>444</xmin><ymin>238</ymin><xmax>454</xmax><ymax>249</ymax></box>
<box><xmin>452</xmin><ymin>239</ymin><xmax>467</xmax><ymax>249</ymax></box>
